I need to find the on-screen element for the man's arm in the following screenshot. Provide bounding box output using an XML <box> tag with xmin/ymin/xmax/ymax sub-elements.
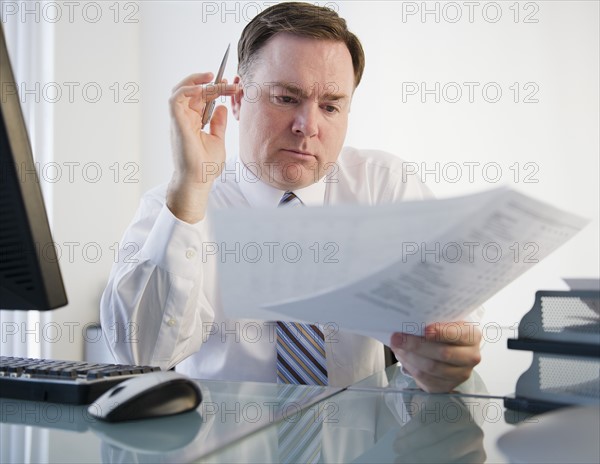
<box><xmin>100</xmin><ymin>194</ymin><xmax>215</xmax><ymax>368</ymax></box>
<box><xmin>100</xmin><ymin>73</ymin><xmax>238</xmax><ymax>368</ymax></box>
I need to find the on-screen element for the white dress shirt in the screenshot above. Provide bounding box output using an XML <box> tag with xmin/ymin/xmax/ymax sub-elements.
<box><xmin>100</xmin><ymin>147</ymin><xmax>433</xmax><ymax>387</ymax></box>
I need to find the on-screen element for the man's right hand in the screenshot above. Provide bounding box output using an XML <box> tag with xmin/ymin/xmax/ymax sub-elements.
<box><xmin>166</xmin><ymin>72</ymin><xmax>239</xmax><ymax>224</ymax></box>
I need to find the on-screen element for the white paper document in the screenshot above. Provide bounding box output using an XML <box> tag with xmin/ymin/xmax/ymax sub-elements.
<box><xmin>211</xmin><ymin>187</ymin><xmax>588</xmax><ymax>344</ymax></box>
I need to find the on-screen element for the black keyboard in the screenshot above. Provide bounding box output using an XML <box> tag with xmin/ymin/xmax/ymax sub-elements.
<box><xmin>0</xmin><ymin>356</ymin><xmax>161</xmax><ymax>404</ymax></box>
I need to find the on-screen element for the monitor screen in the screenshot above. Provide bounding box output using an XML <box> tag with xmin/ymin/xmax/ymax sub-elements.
<box><xmin>0</xmin><ymin>23</ymin><xmax>68</xmax><ymax>310</ymax></box>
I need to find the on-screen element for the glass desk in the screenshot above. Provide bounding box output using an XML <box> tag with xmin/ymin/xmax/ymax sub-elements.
<box><xmin>200</xmin><ymin>390</ymin><xmax>518</xmax><ymax>463</ymax></box>
<box><xmin>2</xmin><ymin>328</ymin><xmax>596</xmax><ymax>463</ymax></box>
<box><xmin>0</xmin><ymin>380</ymin><xmax>340</xmax><ymax>463</ymax></box>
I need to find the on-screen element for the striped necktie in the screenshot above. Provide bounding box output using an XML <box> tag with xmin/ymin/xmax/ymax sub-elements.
<box><xmin>276</xmin><ymin>192</ymin><xmax>327</xmax><ymax>386</ymax></box>
<box><xmin>276</xmin><ymin>383</ymin><xmax>326</xmax><ymax>463</ymax></box>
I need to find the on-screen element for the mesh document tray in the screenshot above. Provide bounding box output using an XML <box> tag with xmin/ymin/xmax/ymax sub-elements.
<box><xmin>505</xmin><ymin>290</ymin><xmax>600</xmax><ymax>413</ymax></box>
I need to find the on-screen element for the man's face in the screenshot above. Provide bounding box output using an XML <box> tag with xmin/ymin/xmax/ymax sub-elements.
<box><xmin>232</xmin><ymin>33</ymin><xmax>355</xmax><ymax>190</ymax></box>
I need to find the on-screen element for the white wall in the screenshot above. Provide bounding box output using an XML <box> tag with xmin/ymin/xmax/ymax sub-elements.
<box><xmin>2</xmin><ymin>1</ymin><xmax>598</xmax><ymax>361</ymax></box>
<box><xmin>340</xmin><ymin>0</ymin><xmax>600</xmax><ymax>329</ymax></box>
<box><xmin>138</xmin><ymin>0</ymin><xmax>599</xmax><ymax>330</ymax></box>
<box><xmin>49</xmin><ymin>11</ymin><xmax>142</xmax><ymax>360</ymax></box>
<box><xmin>2</xmin><ymin>1</ymin><xmax>141</xmax><ymax>359</ymax></box>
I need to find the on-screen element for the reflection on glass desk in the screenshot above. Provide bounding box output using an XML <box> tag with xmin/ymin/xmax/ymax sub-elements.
<box><xmin>201</xmin><ymin>389</ymin><xmax>519</xmax><ymax>463</ymax></box>
<box><xmin>0</xmin><ymin>379</ymin><xmax>340</xmax><ymax>463</ymax></box>
<box><xmin>349</xmin><ymin>363</ymin><xmax>490</xmax><ymax>396</ymax></box>
<box><xmin>3</xmin><ymin>370</ymin><xmax>597</xmax><ymax>463</ymax></box>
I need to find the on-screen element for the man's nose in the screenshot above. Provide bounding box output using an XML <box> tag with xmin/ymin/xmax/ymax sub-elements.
<box><xmin>291</xmin><ymin>102</ymin><xmax>319</xmax><ymax>137</ymax></box>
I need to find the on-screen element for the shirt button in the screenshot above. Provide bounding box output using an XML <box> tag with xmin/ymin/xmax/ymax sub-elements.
<box><xmin>167</xmin><ymin>319</ymin><xmax>176</xmax><ymax>327</ymax></box>
<box><xmin>185</xmin><ymin>249</ymin><xmax>196</xmax><ymax>260</ymax></box>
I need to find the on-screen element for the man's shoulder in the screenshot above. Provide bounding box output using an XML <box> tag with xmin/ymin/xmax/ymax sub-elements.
<box><xmin>334</xmin><ymin>147</ymin><xmax>432</xmax><ymax>202</ymax></box>
<box><xmin>337</xmin><ymin>146</ymin><xmax>417</xmax><ymax>183</ymax></box>
<box><xmin>338</xmin><ymin>146</ymin><xmax>407</xmax><ymax>166</ymax></box>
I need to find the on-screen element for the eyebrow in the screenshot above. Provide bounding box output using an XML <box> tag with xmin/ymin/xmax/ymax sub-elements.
<box><xmin>268</xmin><ymin>81</ymin><xmax>349</xmax><ymax>102</ymax></box>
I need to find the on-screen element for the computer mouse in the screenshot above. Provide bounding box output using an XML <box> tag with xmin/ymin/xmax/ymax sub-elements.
<box><xmin>88</xmin><ymin>371</ymin><xmax>202</xmax><ymax>422</ymax></box>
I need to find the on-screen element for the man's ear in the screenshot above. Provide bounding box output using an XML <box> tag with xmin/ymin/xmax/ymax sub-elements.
<box><xmin>231</xmin><ymin>76</ymin><xmax>243</xmax><ymax>121</ymax></box>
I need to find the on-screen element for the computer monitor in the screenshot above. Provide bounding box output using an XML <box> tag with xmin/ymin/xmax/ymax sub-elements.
<box><xmin>0</xmin><ymin>23</ymin><xmax>68</xmax><ymax>310</ymax></box>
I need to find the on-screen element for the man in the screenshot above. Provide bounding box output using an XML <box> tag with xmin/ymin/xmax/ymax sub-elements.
<box><xmin>101</xmin><ymin>2</ymin><xmax>481</xmax><ymax>392</ymax></box>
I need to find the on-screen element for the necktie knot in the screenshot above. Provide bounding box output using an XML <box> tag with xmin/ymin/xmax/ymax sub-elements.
<box><xmin>279</xmin><ymin>191</ymin><xmax>303</xmax><ymax>207</ymax></box>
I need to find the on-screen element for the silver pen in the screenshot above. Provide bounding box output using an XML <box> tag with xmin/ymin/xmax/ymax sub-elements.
<box><xmin>201</xmin><ymin>44</ymin><xmax>231</xmax><ymax>129</ymax></box>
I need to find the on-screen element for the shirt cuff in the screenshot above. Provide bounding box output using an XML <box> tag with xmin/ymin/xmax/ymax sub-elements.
<box><xmin>140</xmin><ymin>205</ymin><xmax>209</xmax><ymax>280</ymax></box>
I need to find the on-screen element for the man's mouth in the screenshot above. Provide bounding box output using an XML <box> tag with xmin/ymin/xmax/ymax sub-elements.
<box><xmin>282</xmin><ymin>148</ymin><xmax>316</xmax><ymax>158</ymax></box>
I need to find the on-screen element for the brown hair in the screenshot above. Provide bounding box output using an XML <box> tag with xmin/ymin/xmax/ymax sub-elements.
<box><xmin>238</xmin><ymin>2</ymin><xmax>365</xmax><ymax>88</ymax></box>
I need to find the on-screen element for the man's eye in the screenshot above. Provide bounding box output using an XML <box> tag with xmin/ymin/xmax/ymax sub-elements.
<box><xmin>323</xmin><ymin>104</ymin><xmax>339</xmax><ymax>113</ymax></box>
<box><xmin>274</xmin><ymin>95</ymin><xmax>297</xmax><ymax>104</ymax></box>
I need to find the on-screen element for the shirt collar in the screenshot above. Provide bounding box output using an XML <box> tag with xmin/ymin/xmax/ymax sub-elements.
<box><xmin>238</xmin><ymin>159</ymin><xmax>327</xmax><ymax>208</ymax></box>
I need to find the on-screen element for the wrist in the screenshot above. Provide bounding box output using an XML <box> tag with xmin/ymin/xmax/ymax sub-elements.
<box><xmin>166</xmin><ymin>176</ymin><xmax>213</xmax><ymax>224</ymax></box>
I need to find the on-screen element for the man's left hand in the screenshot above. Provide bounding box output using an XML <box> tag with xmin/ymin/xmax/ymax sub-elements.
<box><xmin>390</xmin><ymin>322</ymin><xmax>482</xmax><ymax>393</ymax></box>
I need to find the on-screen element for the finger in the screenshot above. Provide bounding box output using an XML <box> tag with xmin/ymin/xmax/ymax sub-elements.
<box><xmin>392</xmin><ymin>334</ymin><xmax>480</xmax><ymax>368</ymax></box>
<box><xmin>172</xmin><ymin>72</ymin><xmax>214</xmax><ymax>92</ymax></box>
<box><xmin>209</xmin><ymin>105</ymin><xmax>228</xmax><ymax>139</ymax></box>
<box><xmin>397</xmin><ymin>348</ymin><xmax>472</xmax><ymax>381</ymax></box>
<box><xmin>424</xmin><ymin>322</ymin><xmax>482</xmax><ymax>346</ymax></box>
<box><xmin>170</xmin><ymin>83</ymin><xmax>239</xmax><ymax>116</ymax></box>
<box><xmin>398</xmin><ymin>358</ymin><xmax>461</xmax><ymax>393</ymax></box>
<box><xmin>174</xmin><ymin>82</ymin><xmax>239</xmax><ymax>102</ymax></box>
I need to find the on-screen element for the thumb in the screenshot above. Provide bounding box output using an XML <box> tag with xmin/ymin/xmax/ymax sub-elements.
<box><xmin>209</xmin><ymin>105</ymin><xmax>228</xmax><ymax>140</ymax></box>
